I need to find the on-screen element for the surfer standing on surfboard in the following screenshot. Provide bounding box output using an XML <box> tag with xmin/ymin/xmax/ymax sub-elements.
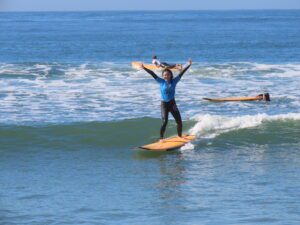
<box><xmin>152</xmin><ymin>55</ymin><xmax>182</xmax><ymax>70</ymax></box>
<box><xmin>141</xmin><ymin>59</ymin><xmax>192</xmax><ymax>141</ymax></box>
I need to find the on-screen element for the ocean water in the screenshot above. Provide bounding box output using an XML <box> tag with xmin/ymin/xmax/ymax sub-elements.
<box><xmin>0</xmin><ymin>10</ymin><xmax>300</xmax><ymax>225</ymax></box>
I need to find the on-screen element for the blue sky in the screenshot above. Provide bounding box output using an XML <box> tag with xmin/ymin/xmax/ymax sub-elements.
<box><xmin>1</xmin><ymin>0</ymin><xmax>300</xmax><ymax>11</ymax></box>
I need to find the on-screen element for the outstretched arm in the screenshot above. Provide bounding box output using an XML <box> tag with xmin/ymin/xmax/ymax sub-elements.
<box><xmin>141</xmin><ymin>64</ymin><xmax>159</xmax><ymax>80</ymax></box>
<box><xmin>178</xmin><ymin>59</ymin><xmax>192</xmax><ymax>78</ymax></box>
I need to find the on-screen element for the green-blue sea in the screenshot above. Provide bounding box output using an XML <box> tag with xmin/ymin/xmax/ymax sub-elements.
<box><xmin>0</xmin><ymin>11</ymin><xmax>300</xmax><ymax>225</ymax></box>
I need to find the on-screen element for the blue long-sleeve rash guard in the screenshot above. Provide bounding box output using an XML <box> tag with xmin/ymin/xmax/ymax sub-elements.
<box><xmin>143</xmin><ymin>64</ymin><xmax>191</xmax><ymax>102</ymax></box>
<box><xmin>155</xmin><ymin>76</ymin><xmax>181</xmax><ymax>102</ymax></box>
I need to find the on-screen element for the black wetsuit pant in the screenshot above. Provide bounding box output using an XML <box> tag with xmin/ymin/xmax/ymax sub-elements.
<box><xmin>160</xmin><ymin>99</ymin><xmax>182</xmax><ymax>139</ymax></box>
<box><xmin>161</xmin><ymin>62</ymin><xmax>177</xmax><ymax>69</ymax></box>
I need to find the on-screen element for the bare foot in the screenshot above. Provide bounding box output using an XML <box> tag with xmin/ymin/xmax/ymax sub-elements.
<box><xmin>159</xmin><ymin>139</ymin><xmax>165</xmax><ymax>143</ymax></box>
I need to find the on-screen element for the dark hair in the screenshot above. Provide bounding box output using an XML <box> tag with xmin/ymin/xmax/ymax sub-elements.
<box><xmin>257</xmin><ymin>93</ymin><xmax>271</xmax><ymax>101</ymax></box>
<box><xmin>263</xmin><ymin>93</ymin><xmax>271</xmax><ymax>101</ymax></box>
<box><xmin>152</xmin><ymin>55</ymin><xmax>157</xmax><ymax>59</ymax></box>
<box><xmin>162</xmin><ymin>69</ymin><xmax>173</xmax><ymax>81</ymax></box>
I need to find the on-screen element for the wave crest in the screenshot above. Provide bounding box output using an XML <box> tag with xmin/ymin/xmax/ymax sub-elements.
<box><xmin>190</xmin><ymin>113</ymin><xmax>300</xmax><ymax>138</ymax></box>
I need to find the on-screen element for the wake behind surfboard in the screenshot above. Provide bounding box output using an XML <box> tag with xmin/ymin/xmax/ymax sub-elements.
<box><xmin>138</xmin><ymin>134</ymin><xmax>196</xmax><ymax>151</ymax></box>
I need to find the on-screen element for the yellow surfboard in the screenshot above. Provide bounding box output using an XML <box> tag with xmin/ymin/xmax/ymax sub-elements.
<box><xmin>139</xmin><ymin>134</ymin><xmax>196</xmax><ymax>151</ymax></box>
<box><xmin>203</xmin><ymin>93</ymin><xmax>271</xmax><ymax>102</ymax></box>
<box><xmin>203</xmin><ymin>96</ymin><xmax>263</xmax><ymax>102</ymax></box>
<box><xmin>131</xmin><ymin>61</ymin><xmax>181</xmax><ymax>71</ymax></box>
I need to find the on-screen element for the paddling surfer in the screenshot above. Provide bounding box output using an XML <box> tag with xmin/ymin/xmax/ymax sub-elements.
<box><xmin>141</xmin><ymin>59</ymin><xmax>192</xmax><ymax>141</ymax></box>
<box><xmin>152</xmin><ymin>55</ymin><xmax>182</xmax><ymax>70</ymax></box>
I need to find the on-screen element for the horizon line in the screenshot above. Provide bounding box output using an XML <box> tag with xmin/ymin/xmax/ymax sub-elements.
<box><xmin>1</xmin><ymin>8</ymin><xmax>300</xmax><ymax>13</ymax></box>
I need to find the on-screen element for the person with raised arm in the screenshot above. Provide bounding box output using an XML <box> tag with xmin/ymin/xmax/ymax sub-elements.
<box><xmin>141</xmin><ymin>59</ymin><xmax>192</xmax><ymax>141</ymax></box>
<box><xmin>152</xmin><ymin>55</ymin><xmax>182</xmax><ymax>70</ymax></box>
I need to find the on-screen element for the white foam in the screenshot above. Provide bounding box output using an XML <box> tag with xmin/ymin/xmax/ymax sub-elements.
<box><xmin>180</xmin><ymin>142</ymin><xmax>195</xmax><ymax>151</ymax></box>
<box><xmin>0</xmin><ymin>63</ymin><xmax>52</xmax><ymax>77</ymax></box>
<box><xmin>190</xmin><ymin>113</ymin><xmax>300</xmax><ymax>138</ymax></box>
<box><xmin>251</xmin><ymin>63</ymin><xmax>300</xmax><ymax>78</ymax></box>
<box><xmin>0</xmin><ymin>62</ymin><xmax>299</xmax><ymax>124</ymax></box>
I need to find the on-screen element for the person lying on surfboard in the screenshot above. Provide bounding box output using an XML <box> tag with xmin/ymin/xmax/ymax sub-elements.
<box><xmin>141</xmin><ymin>59</ymin><xmax>192</xmax><ymax>142</ymax></box>
<box><xmin>152</xmin><ymin>55</ymin><xmax>182</xmax><ymax>70</ymax></box>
